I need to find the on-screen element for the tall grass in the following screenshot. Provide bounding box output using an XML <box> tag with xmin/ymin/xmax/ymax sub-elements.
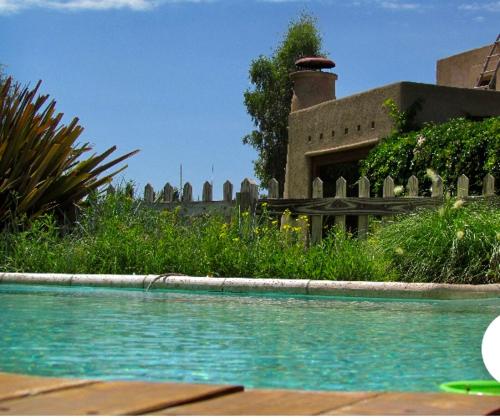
<box><xmin>0</xmin><ymin>190</ymin><xmax>392</xmax><ymax>281</ymax></box>
<box><xmin>375</xmin><ymin>199</ymin><xmax>499</xmax><ymax>284</ymax></box>
<box><xmin>0</xmin><ymin>191</ymin><xmax>497</xmax><ymax>284</ymax></box>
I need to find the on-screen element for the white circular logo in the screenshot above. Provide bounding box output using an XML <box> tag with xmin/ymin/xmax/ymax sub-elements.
<box><xmin>482</xmin><ymin>316</ymin><xmax>500</xmax><ymax>381</ymax></box>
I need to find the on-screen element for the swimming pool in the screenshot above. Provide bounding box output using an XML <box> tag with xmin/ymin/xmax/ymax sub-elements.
<box><xmin>0</xmin><ymin>284</ymin><xmax>497</xmax><ymax>392</ymax></box>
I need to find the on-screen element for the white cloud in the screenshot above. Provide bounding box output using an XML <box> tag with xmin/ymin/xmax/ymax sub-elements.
<box><xmin>378</xmin><ymin>1</ymin><xmax>420</xmax><ymax>10</ymax></box>
<box><xmin>458</xmin><ymin>1</ymin><xmax>500</xmax><ymax>12</ymax></box>
<box><xmin>0</xmin><ymin>0</ymin><xmax>215</xmax><ymax>14</ymax></box>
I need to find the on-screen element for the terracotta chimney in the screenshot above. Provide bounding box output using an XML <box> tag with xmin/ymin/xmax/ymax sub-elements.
<box><xmin>290</xmin><ymin>56</ymin><xmax>337</xmax><ymax>112</ymax></box>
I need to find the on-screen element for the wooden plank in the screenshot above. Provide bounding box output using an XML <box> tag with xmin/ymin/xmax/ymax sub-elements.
<box><xmin>182</xmin><ymin>182</ymin><xmax>192</xmax><ymax>202</ymax></box>
<box><xmin>323</xmin><ymin>392</ymin><xmax>500</xmax><ymax>416</ymax></box>
<box><xmin>151</xmin><ymin>389</ymin><xmax>376</xmax><ymax>416</ymax></box>
<box><xmin>0</xmin><ymin>373</ymin><xmax>95</xmax><ymax>403</ymax></box>
<box><xmin>202</xmin><ymin>181</ymin><xmax>213</xmax><ymax>202</ymax></box>
<box><xmin>311</xmin><ymin>177</ymin><xmax>323</xmax><ymax>245</ymax></box>
<box><xmin>457</xmin><ymin>174</ymin><xmax>469</xmax><ymax>198</ymax></box>
<box><xmin>258</xmin><ymin>195</ymin><xmax>499</xmax><ymax>217</ymax></box>
<box><xmin>407</xmin><ymin>175</ymin><xmax>419</xmax><ymax>197</ymax></box>
<box><xmin>144</xmin><ymin>183</ymin><xmax>155</xmax><ymax>203</ymax></box>
<box><xmin>483</xmin><ymin>174</ymin><xmax>495</xmax><ymax>196</ymax></box>
<box><xmin>357</xmin><ymin>176</ymin><xmax>370</xmax><ymax>239</ymax></box>
<box><xmin>240</xmin><ymin>178</ymin><xmax>258</xmax><ymax>212</ymax></box>
<box><xmin>432</xmin><ymin>174</ymin><xmax>444</xmax><ymax>198</ymax></box>
<box><xmin>334</xmin><ymin>177</ymin><xmax>347</xmax><ymax>232</ymax></box>
<box><xmin>162</xmin><ymin>182</ymin><xmax>174</xmax><ymax>202</ymax></box>
<box><xmin>383</xmin><ymin>176</ymin><xmax>395</xmax><ymax>224</ymax></box>
<box><xmin>223</xmin><ymin>180</ymin><xmax>233</xmax><ymax>202</ymax></box>
<box><xmin>0</xmin><ymin>381</ymin><xmax>243</xmax><ymax>416</ymax></box>
<box><xmin>268</xmin><ymin>178</ymin><xmax>279</xmax><ymax>199</ymax></box>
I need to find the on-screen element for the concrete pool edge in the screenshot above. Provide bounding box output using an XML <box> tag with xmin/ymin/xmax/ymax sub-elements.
<box><xmin>1</xmin><ymin>272</ymin><xmax>499</xmax><ymax>300</ymax></box>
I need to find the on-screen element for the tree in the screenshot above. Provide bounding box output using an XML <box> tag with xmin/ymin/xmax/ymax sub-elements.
<box><xmin>243</xmin><ymin>14</ymin><xmax>324</xmax><ymax>193</ymax></box>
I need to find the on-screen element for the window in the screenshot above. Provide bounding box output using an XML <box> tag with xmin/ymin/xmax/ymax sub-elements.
<box><xmin>319</xmin><ymin>132</ymin><xmax>323</xmax><ymax>140</ymax></box>
<box><xmin>344</xmin><ymin>128</ymin><xmax>349</xmax><ymax>135</ymax></box>
<box><xmin>331</xmin><ymin>130</ymin><xmax>335</xmax><ymax>137</ymax></box>
<box><xmin>357</xmin><ymin>125</ymin><xmax>361</xmax><ymax>132</ymax></box>
<box><xmin>308</xmin><ymin>135</ymin><xmax>312</xmax><ymax>142</ymax></box>
<box><xmin>371</xmin><ymin>121</ymin><xmax>375</xmax><ymax>129</ymax></box>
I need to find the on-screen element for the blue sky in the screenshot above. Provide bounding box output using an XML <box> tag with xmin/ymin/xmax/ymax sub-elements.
<box><xmin>0</xmin><ymin>0</ymin><xmax>497</xmax><ymax>199</ymax></box>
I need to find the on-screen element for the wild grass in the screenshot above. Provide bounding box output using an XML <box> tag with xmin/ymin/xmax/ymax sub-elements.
<box><xmin>0</xmin><ymin>190</ymin><xmax>392</xmax><ymax>281</ymax></box>
<box><xmin>374</xmin><ymin>199</ymin><xmax>499</xmax><ymax>284</ymax></box>
<box><xmin>0</xmin><ymin>190</ymin><xmax>498</xmax><ymax>284</ymax></box>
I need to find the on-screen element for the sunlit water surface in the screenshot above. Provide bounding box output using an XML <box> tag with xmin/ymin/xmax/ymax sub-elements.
<box><xmin>0</xmin><ymin>284</ymin><xmax>497</xmax><ymax>391</ymax></box>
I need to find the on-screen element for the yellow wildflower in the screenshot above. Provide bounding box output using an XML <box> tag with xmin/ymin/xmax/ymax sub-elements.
<box><xmin>395</xmin><ymin>247</ymin><xmax>404</xmax><ymax>256</ymax></box>
<box><xmin>456</xmin><ymin>230</ymin><xmax>464</xmax><ymax>240</ymax></box>
<box><xmin>453</xmin><ymin>199</ymin><xmax>464</xmax><ymax>210</ymax></box>
<box><xmin>232</xmin><ymin>237</ymin><xmax>239</xmax><ymax>242</ymax></box>
<box><xmin>272</xmin><ymin>220</ymin><xmax>278</xmax><ymax>225</ymax></box>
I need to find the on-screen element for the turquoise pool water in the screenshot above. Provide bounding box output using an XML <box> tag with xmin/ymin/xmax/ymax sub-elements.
<box><xmin>0</xmin><ymin>284</ymin><xmax>497</xmax><ymax>392</ymax></box>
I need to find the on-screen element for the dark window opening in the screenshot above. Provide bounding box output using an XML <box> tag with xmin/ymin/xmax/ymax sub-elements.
<box><xmin>357</xmin><ymin>125</ymin><xmax>361</xmax><ymax>131</ymax></box>
<box><xmin>371</xmin><ymin>121</ymin><xmax>375</xmax><ymax>129</ymax></box>
<box><xmin>344</xmin><ymin>128</ymin><xmax>348</xmax><ymax>135</ymax></box>
<box><xmin>319</xmin><ymin>132</ymin><xmax>323</xmax><ymax>140</ymax></box>
<box><xmin>331</xmin><ymin>130</ymin><xmax>335</xmax><ymax>137</ymax></box>
<box><xmin>308</xmin><ymin>135</ymin><xmax>312</xmax><ymax>142</ymax></box>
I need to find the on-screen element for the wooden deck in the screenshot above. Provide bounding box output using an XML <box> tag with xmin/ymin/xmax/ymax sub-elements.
<box><xmin>0</xmin><ymin>372</ymin><xmax>499</xmax><ymax>415</ymax></box>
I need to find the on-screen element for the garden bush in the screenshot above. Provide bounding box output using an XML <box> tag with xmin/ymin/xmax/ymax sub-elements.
<box><xmin>360</xmin><ymin>116</ymin><xmax>500</xmax><ymax>197</ymax></box>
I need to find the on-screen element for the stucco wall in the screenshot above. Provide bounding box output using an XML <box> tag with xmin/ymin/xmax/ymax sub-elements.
<box><xmin>437</xmin><ymin>44</ymin><xmax>498</xmax><ymax>90</ymax></box>
<box><xmin>285</xmin><ymin>81</ymin><xmax>500</xmax><ymax>199</ymax></box>
<box><xmin>285</xmin><ymin>83</ymin><xmax>402</xmax><ymax>198</ymax></box>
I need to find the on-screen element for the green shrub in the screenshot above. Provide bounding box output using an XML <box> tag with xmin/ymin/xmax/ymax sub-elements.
<box><xmin>360</xmin><ymin>116</ymin><xmax>500</xmax><ymax>196</ymax></box>
<box><xmin>374</xmin><ymin>199</ymin><xmax>500</xmax><ymax>284</ymax></box>
<box><xmin>0</xmin><ymin>77</ymin><xmax>138</xmax><ymax>230</ymax></box>
<box><xmin>0</xmin><ymin>189</ymin><xmax>392</xmax><ymax>281</ymax></box>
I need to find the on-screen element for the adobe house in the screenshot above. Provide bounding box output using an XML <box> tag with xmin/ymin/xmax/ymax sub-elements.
<box><xmin>284</xmin><ymin>38</ymin><xmax>500</xmax><ymax>199</ymax></box>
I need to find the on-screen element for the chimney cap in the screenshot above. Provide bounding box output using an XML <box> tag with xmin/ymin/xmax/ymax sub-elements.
<box><xmin>295</xmin><ymin>56</ymin><xmax>335</xmax><ymax>70</ymax></box>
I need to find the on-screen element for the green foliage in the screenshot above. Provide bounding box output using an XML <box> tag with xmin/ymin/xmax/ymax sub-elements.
<box><xmin>243</xmin><ymin>14</ymin><xmax>324</xmax><ymax>191</ymax></box>
<box><xmin>0</xmin><ymin>77</ymin><xmax>139</xmax><ymax>229</ymax></box>
<box><xmin>360</xmin><ymin>116</ymin><xmax>500</xmax><ymax>196</ymax></box>
<box><xmin>0</xmin><ymin>188</ymin><xmax>392</xmax><ymax>281</ymax></box>
<box><xmin>1</xmin><ymin>190</ymin><xmax>497</xmax><ymax>284</ymax></box>
<box><xmin>383</xmin><ymin>98</ymin><xmax>423</xmax><ymax>134</ymax></box>
<box><xmin>375</xmin><ymin>199</ymin><xmax>500</xmax><ymax>284</ymax></box>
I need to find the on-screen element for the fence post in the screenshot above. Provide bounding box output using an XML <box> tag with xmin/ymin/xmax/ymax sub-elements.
<box><xmin>432</xmin><ymin>174</ymin><xmax>444</xmax><ymax>198</ymax></box>
<box><xmin>202</xmin><ymin>181</ymin><xmax>213</xmax><ymax>202</ymax></box>
<box><xmin>182</xmin><ymin>182</ymin><xmax>192</xmax><ymax>202</ymax></box>
<box><xmin>223</xmin><ymin>180</ymin><xmax>233</xmax><ymax>202</ymax></box>
<box><xmin>335</xmin><ymin>177</ymin><xmax>347</xmax><ymax>232</ymax></box>
<box><xmin>311</xmin><ymin>177</ymin><xmax>323</xmax><ymax>245</ymax></box>
<box><xmin>240</xmin><ymin>178</ymin><xmax>258</xmax><ymax>212</ymax></box>
<box><xmin>483</xmin><ymin>174</ymin><xmax>495</xmax><ymax>196</ymax></box>
<box><xmin>163</xmin><ymin>182</ymin><xmax>174</xmax><ymax>202</ymax></box>
<box><xmin>383</xmin><ymin>176</ymin><xmax>395</xmax><ymax>224</ymax></box>
<box><xmin>407</xmin><ymin>175</ymin><xmax>419</xmax><ymax>197</ymax></box>
<box><xmin>268</xmin><ymin>178</ymin><xmax>279</xmax><ymax>199</ymax></box>
<box><xmin>144</xmin><ymin>183</ymin><xmax>154</xmax><ymax>203</ymax></box>
<box><xmin>457</xmin><ymin>175</ymin><xmax>469</xmax><ymax>198</ymax></box>
<box><xmin>358</xmin><ymin>176</ymin><xmax>370</xmax><ymax>239</ymax></box>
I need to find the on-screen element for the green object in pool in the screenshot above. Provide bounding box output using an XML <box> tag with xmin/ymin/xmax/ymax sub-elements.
<box><xmin>440</xmin><ymin>381</ymin><xmax>500</xmax><ymax>396</ymax></box>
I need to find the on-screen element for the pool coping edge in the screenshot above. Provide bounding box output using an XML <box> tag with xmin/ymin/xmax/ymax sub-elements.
<box><xmin>1</xmin><ymin>272</ymin><xmax>499</xmax><ymax>300</ymax></box>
